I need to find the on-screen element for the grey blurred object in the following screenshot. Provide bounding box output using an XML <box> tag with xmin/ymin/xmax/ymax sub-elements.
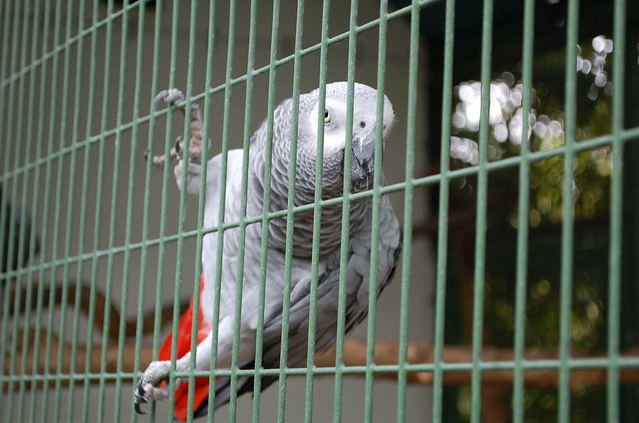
<box><xmin>1</xmin><ymin>186</ymin><xmax>40</xmax><ymax>275</ymax></box>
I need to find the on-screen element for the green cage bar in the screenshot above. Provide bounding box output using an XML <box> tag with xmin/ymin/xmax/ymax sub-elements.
<box><xmin>607</xmin><ymin>0</ymin><xmax>626</xmax><ymax>421</ymax></box>
<box><xmin>469</xmin><ymin>0</ymin><xmax>494</xmax><ymax>421</ymax></box>
<box><xmin>512</xmin><ymin>0</ymin><xmax>535</xmax><ymax>422</ymax></box>
<box><xmin>558</xmin><ymin>1</ymin><xmax>579</xmax><ymax>422</ymax></box>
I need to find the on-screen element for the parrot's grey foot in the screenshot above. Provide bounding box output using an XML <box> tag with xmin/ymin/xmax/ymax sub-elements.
<box><xmin>153</xmin><ymin>88</ymin><xmax>187</xmax><ymax>109</ymax></box>
<box><xmin>134</xmin><ymin>360</ymin><xmax>174</xmax><ymax>414</ymax></box>
<box><xmin>150</xmin><ymin>88</ymin><xmax>206</xmax><ymax>166</ymax></box>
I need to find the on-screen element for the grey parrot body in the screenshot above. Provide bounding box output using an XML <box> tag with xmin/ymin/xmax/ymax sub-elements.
<box><xmin>136</xmin><ymin>82</ymin><xmax>401</xmax><ymax>417</ymax></box>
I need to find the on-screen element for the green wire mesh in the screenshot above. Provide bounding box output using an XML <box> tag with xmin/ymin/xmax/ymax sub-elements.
<box><xmin>1</xmin><ymin>0</ymin><xmax>638</xmax><ymax>422</ymax></box>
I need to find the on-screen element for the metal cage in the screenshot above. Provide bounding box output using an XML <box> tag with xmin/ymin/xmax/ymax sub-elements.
<box><xmin>1</xmin><ymin>0</ymin><xmax>638</xmax><ymax>422</ymax></box>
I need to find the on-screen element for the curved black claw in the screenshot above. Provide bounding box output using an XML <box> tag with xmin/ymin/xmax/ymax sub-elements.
<box><xmin>135</xmin><ymin>384</ymin><xmax>148</xmax><ymax>414</ymax></box>
<box><xmin>134</xmin><ymin>402</ymin><xmax>147</xmax><ymax>415</ymax></box>
<box><xmin>174</xmin><ymin>137</ymin><xmax>182</xmax><ymax>155</ymax></box>
<box><xmin>144</xmin><ymin>148</ymin><xmax>150</xmax><ymax>162</ymax></box>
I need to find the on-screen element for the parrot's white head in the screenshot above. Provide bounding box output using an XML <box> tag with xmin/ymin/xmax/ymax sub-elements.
<box><xmin>257</xmin><ymin>82</ymin><xmax>394</xmax><ymax>253</ymax></box>
<box><xmin>296</xmin><ymin>82</ymin><xmax>395</xmax><ymax>190</ymax></box>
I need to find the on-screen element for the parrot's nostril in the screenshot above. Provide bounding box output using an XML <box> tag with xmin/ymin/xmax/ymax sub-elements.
<box><xmin>360</xmin><ymin>121</ymin><xmax>366</xmax><ymax>128</ymax></box>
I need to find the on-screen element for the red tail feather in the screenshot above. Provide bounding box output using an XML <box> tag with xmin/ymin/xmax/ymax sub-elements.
<box><xmin>158</xmin><ymin>275</ymin><xmax>211</xmax><ymax>421</ymax></box>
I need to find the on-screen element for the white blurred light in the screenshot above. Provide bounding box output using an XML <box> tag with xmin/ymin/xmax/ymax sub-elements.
<box><xmin>494</xmin><ymin>123</ymin><xmax>509</xmax><ymax>142</ymax></box>
<box><xmin>452</xmin><ymin>111</ymin><xmax>467</xmax><ymax>129</ymax></box>
<box><xmin>594</xmin><ymin>71</ymin><xmax>607</xmax><ymax>87</ymax></box>
<box><xmin>592</xmin><ymin>35</ymin><xmax>606</xmax><ymax>53</ymax></box>
<box><xmin>450</xmin><ymin>136</ymin><xmax>479</xmax><ymax>165</ymax></box>
<box><xmin>604</xmin><ymin>39</ymin><xmax>613</xmax><ymax>53</ymax></box>
<box><xmin>451</xmin><ymin>77</ymin><xmax>564</xmax><ymax>161</ymax></box>
<box><xmin>458</xmin><ymin>83</ymin><xmax>476</xmax><ymax>102</ymax></box>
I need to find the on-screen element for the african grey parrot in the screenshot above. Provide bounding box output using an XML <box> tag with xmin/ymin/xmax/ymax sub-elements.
<box><xmin>135</xmin><ymin>82</ymin><xmax>401</xmax><ymax>420</ymax></box>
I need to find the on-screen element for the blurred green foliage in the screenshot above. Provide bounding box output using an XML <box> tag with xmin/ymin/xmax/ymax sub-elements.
<box><xmin>448</xmin><ymin>36</ymin><xmax>618</xmax><ymax>422</ymax></box>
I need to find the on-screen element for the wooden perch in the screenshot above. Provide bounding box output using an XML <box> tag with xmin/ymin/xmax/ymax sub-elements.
<box><xmin>5</xmin><ymin>332</ymin><xmax>639</xmax><ymax>391</ymax></box>
<box><xmin>10</xmin><ymin>281</ymin><xmax>190</xmax><ymax>341</ymax></box>
<box><xmin>315</xmin><ymin>339</ymin><xmax>639</xmax><ymax>388</ymax></box>
<box><xmin>6</xmin><ymin>280</ymin><xmax>638</xmax><ymax>391</ymax></box>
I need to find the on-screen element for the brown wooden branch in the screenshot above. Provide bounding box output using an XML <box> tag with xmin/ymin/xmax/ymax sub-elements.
<box><xmin>10</xmin><ymin>281</ymin><xmax>189</xmax><ymax>341</ymax></box>
<box><xmin>5</xmin><ymin>334</ymin><xmax>639</xmax><ymax>391</ymax></box>
<box><xmin>315</xmin><ymin>340</ymin><xmax>639</xmax><ymax>388</ymax></box>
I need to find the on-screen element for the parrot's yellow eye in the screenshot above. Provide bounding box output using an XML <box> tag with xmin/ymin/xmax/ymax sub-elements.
<box><xmin>324</xmin><ymin>110</ymin><xmax>331</xmax><ymax>123</ymax></box>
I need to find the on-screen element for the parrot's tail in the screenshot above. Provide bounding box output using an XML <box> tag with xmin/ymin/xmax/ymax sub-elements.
<box><xmin>158</xmin><ymin>275</ymin><xmax>212</xmax><ymax>421</ymax></box>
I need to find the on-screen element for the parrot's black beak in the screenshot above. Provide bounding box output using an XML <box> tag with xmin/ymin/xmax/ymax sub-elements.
<box><xmin>351</xmin><ymin>132</ymin><xmax>376</xmax><ymax>183</ymax></box>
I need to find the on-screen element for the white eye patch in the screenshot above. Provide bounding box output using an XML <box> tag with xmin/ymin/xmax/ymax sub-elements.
<box><xmin>310</xmin><ymin>99</ymin><xmax>347</xmax><ymax>150</ymax></box>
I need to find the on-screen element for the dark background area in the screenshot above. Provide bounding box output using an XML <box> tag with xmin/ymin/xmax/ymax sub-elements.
<box><xmin>390</xmin><ymin>0</ymin><xmax>639</xmax><ymax>421</ymax></box>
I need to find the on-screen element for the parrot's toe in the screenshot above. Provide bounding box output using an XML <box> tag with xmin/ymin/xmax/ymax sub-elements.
<box><xmin>153</xmin><ymin>88</ymin><xmax>186</xmax><ymax>109</ymax></box>
<box><xmin>134</xmin><ymin>360</ymin><xmax>172</xmax><ymax>412</ymax></box>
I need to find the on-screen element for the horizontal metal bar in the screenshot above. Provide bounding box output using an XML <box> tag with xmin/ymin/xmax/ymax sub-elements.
<box><xmin>3</xmin><ymin>354</ymin><xmax>639</xmax><ymax>385</ymax></box>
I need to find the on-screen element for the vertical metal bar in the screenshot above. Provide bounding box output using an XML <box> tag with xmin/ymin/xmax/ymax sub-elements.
<box><xmin>607</xmin><ymin>0</ymin><xmax>626</xmax><ymax>421</ymax></box>
<box><xmin>25</xmin><ymin>0</ymin><xmax>55</xmax><ymax>420</ymax></box>
<box><xmin>197</xmin><ymin>2</ymin><xmax>219</xmax><ymax>422</ymax></box>
<box><xmin>363</xmin><ymin>2</ymin><xmax>389</xmax><ymax>421</ymax></box>
<box><xmin>332</xmin><ymin>1</ymin><xmax>358</xmax><ymax>421</ymax></box>
<box><xmin>0</xmin><ymin>0</ymin><xmax>16</xmax><ymax>297</ymax></box>
<box><xmin>128</xmin><ymin>1</ymin><xmax>156</xmax><ymax>422</ymax></box>
<box><xmin>79</xmin><ymin>0</ymin><xmax>106</xmax><ymax>421</ymax></box>
<box><xmin>0</xmin><ymin>3</ymin><xmax>15</xmax><ymax>410</ymax></box>
<box><xmin>228</xmin><ymin>1</ymin><xmax>258</xmax><ymax>421</ymax></box>
<box><xmin>558</xmin><ymin>1</ymin><xmax>579</xmax><ymax>422</ymax></box>
<box><xmin>304</xmin><ymin>0</ymin><xmax>331</xmax><ymax>420</ymax></box>
<box><xmin>196</xmin><ymin>0</ymin><xmax>217</xmax><ymax>406</ymax></box>
<box><xmin>276</xmin><ymin>1</ymin><xmax>305</xmax><ymax>420</ymax></box>
<box><xmin>51</xmin><ymin>0</ymin><xmax>83</xmax><ymax>420</ymax></box>
<box><xmin>0</xmin><ymin>1</ymin><xmax>23</xmax><ymax>419</ymax></box>
<box><xmin>165</xmin><ymin>0</ymin><xmax>186</xmax><ymax>417</ymax></box>
<box><xmin>223</xmin><ymin>0</ymin><xmax>260</xmax><ymax>419</ymax></box>
<box><xmin>432</xmin><ymin>0</ymin><xmax>455</xmax><ymax>422</ymax></box>
<box><xmin>138</xmin><ymin>1</ymin><xmax>167</xmax><ymax>421</ymax></box>
<box><xmin>91</xmin><ymin>0</ymin><xmax>124</xmax><ymax>420</ymax></box>
<box><xmin>12</xmin><ymin>0</ymin><xmax>39</xmax><ymax>420</ymax></box>
<box><xmin>245</xmin><ymin>0</ymin><xmax>282</xmax><ymax>420</ymax></box>
<box><xmin>65</xmin><ymin>0</ymin><xmax>92</xmax><ymax>420</ymax></box>
<box><xmin>195</xmin><ymin>13</ymin><xmax>219</xmax><ymax>415</ymax></box>
<box><xmin>2</xmin><ymin>0</ymin><xmax>28</xmax><ymax>416</ymax></box>
<box><xmin>396</xmin><ymin>0</ymin><xmax>420</xmax><ymax>421</ymax></box>
<box><xmin>180</xmin><ymin>0</ymin><xmax>206</xmax><ymax>421</ymax></box>
<box><xmin>107</xmin><ymin>1</ymin><xmax>135</xmax><ymax>420</ymax></box>
<box><xmin>512</xmin><ymin>1</ymin><xmax>535</xmax><ymax>422</ymax></box>
<box><xmin>470</xmin><ymin>0</ymin><xmax>494</xmax><ymax>421</ymax></box>
<box><xmin>200</xmin><ymin>0</ymin><xmax>229</xmax><ymax>418</ymax></box>
<box><xmin>198</xmin><ymin>1</ymin><xmax>219</xmax><ymax>422</ymax></box>
<box><xmin>38</xmin><ymin>0</ymin><xmax>67</xmax><ymax>419</ymax></box>
<box><xmin>205</xmin><ymin>0</ymin><xmax>237</xmax><ymax>419</ymax></box>
<box><xmin>16</xmin><ymin>0</ymin><xmax>46</xmax><ymax>419</ymax></box>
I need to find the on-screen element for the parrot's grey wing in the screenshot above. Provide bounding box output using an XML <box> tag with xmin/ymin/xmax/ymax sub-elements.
<box><xmin>273</xmin><ymin>193</ymin><xmax>401</xmax><ymax>361</ymax></box>
<box><xmin>342</xmin><ymin>193</ymin><xmax>401</xmax><ymax>333</ymax></box>
<box><xmin>214</xmin><ymin>192</ymin><xmax>401</xmax><ymax>399</ymax></box>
